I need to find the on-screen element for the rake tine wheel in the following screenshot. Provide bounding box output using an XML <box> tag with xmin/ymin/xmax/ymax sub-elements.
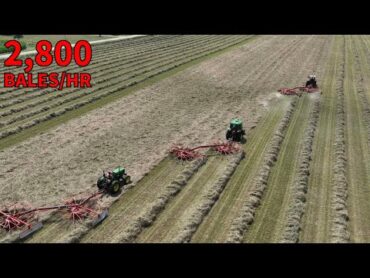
<box><xmin>170</xmin><ymin>144</ymin><xmax>203</xmax><ymax>161</ymax></box>
<box><xmin>0</xmin><ymin>190</ymin><xmax>106</xmax><ymax>235</ymax></box>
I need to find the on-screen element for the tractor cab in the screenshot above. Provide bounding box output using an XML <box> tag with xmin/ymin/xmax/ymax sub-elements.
<box><xmin>226</xmin><ymin>118</ymin><xmax>246</xmax><ymax>142</ymax></box>
<box><xmin>230</xmin><ymin>118</ymin><xmax>243</xmax><ymax>130</ymax></box>
<box><xmin>112</xmin><ymin>166</ymin><xmax>125</xmax><ymax>179</ymax></box>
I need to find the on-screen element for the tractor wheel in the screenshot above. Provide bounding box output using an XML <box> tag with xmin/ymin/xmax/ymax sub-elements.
<box><xmin>125</xmin><ymin>176</ymin><xmax>131</xmax><ymax>184</ymax></box>
<box><xmin>226</xmin><ymin>130</ymin><xmax>231</xmax><ymax>140</ymax></box>
<box><xmin>118</xmin><ymin>178</ymin><xmax>125</xmax><ymax>187</ymax></box>
<box><xmin>109</xmin><ymin>180</ymin><xmax>120</xmax><ymax>194</ymax></box>
<box><xmin>97</xmin><ymin>177</ymin><xmax>106</xmax><ymax>190</ymax></box>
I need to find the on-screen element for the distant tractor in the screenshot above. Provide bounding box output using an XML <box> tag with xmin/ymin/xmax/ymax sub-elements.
<box><xmin>305</xmin><ymin>74</ymin><xmax>318</xmax><ymax>89</ymax></box>
<box><xmin>278</xmin><ymin>74</ymin><xmax>320</xmax><ymax>95</ymax></box>
<box><xmin>97</xmin><ymin>166</ymin><xmax>131</xmax><ymax>194</ymax></box>
<box><xmin>226</xmin><ymin>118</ymin><xmax>245</xmax><ymax>142</ymax></box>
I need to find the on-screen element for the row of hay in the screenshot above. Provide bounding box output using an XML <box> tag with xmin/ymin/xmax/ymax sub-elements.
<box><xmin>0</xmin><ymin>38</ymin><xmax>249</xmax><ymax>140</ymax></box>
<box><xmin>115</xmin><ymin>158</ymin><xmax>207</xmax><ymax>243</ymax></box>
<box><xmin>0</xmin><ymin>35</ymin><xmax>180</xmax><ymax>83</ymax></box>
<box><xmin>330</xmin><ymin>41</ymin><xmax>349</xmax><ymax>243</ymax></box>
<box><xmin>0</xmin><ymin>36</ymin><xmax>220</xmax><ymax>100</ymax></box>
<box><xmin>0</xmin><ymin>51</ymin><xmax>179</xmax><ymax>115</ymax></box>
<box><xmin>0</xmin><ymin>37</ymin><xmax>244</xmax><ymax>125</ymax></box>
<box><xmin>279</xmin><ymin>97</ymin><xmax>321</xmax><ymax>243</ymax></box>
<box><xmin>0</xmin><ymin>38</ymin><xmax>218</xmax><ymax>114</ymax></box>
<box><xmin>0</xmin><ymin>233</ymin><xmax>16</xmax><ymax>243</ymax></box>
<box><xmin>171</xmin><ymin>152</ymin><xmax>245</xmax><ymax>243</ymax></box>
<box><xmin>0</xmin><ymin>35</ymin><xmax>234</xmax><ymax>102</ymax></box>
<box><xmin>352</xmin><ymin>40</ymin><xmax>370</xmax><ymax>152</ymax></box>
<box><xmin>0</xmin><ymin>36</ymin><xmax>183</xmax><ymax>98</ymax></box>
<box><xmin>226</xmin><ymin>98</ymin><xmax>298</xmax><ymax>243</ymax></box>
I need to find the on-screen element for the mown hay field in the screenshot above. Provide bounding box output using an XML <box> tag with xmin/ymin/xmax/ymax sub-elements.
<box><xmin>1</xmin><ymin>35</ymin><xmax>369</xmax><ymax>243</ymax></box>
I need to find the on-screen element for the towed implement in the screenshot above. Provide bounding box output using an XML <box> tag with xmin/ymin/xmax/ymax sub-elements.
<box><xmin>0</xmin><ymin>166</ymin><xmax>131</xmax><ymax>239</ymax></box>
<box><xmin>170</xmin><ymin>140</ymin><xmax>241</xmax><ymax>161</ymax></box>
<box><xmin>278</xmin><ymin>74</ymin><xmax>320</xmax><ymax>96</ymax></box>
<box><xmin>0</xmin><ymin>191</ymin><xmax>107</xmax><ymax>239</ymax></box>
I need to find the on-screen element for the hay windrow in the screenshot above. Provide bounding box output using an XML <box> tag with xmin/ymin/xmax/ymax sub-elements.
<box><xmin>0</xmin><ymin>37</ymin><xmax>214</xmax><ymax>112</ymax></box>
<box><xmin>116</xmin><ymin>157</ymin><xmax>207</xmax><ymax>243</ymax></box>
<box><xmin>226</xmin><ymin>98</ymin><xmax>298</xmax><ymax>243</ymax></box>
<box><xmin>0</xmin><ymin>36</ymin><xmax>202</xmax><ymax>104</ymax></box>
<box><xmin>0</xmin><ymin>232</ymin><xmax>18</xmax><ymax>243</ymax></box>
<box><xmin>329</xmin><ymin>39</ymin><xmax>350</xmax><ymax>243</ymax></box>
<box><xmin>279</xmin><ymin>98</ymin><xmax>321</xmax><ymax>243</ymax></box>
<box><xmin>0</xmin><ymin>36</ymin><xmax>248</xmax><ymax>139</ymax></box>
<box><xmin>352</xmin><ymin>38</ymin><xmax>370</xmax><ymax>154</ymax></box>
<box><xmin>0</xmin><ymin>36</ymin><xmax>334</xmax><ymax>243</ymax></box>
<box><xmin>170</xmin><ymin>152</ymin><xmax>245</xmax><ymax>243</ymax></box>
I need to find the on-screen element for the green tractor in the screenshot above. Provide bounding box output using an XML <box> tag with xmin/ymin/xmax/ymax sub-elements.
<box><xmin>97</xmin><ymin>166</ymin><xmax>131</xmax><ymax>195</ymax></box>
<box><xmin>226</xmin><ymin>118</ymin><xmax>246</xmax><ymax>142</ymax></box>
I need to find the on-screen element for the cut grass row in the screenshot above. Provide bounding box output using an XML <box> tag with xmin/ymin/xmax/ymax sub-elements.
<box><xmin>18</xmin><ymin>35</ymin><xmax>306</xmax><ymax>243</ymax></box>
<box><xmin>240</xmin><ymin>95</ymin><xmax>311</xmax><ymax>243</ymax></box>
<box><xmin>78</xmin><ymin>158</ymin><xmax>197</xmax><ymax>243</ymax></box>
<box><xmin>343</xmin><ymin>36</ymin><xmax>370</xmax><ymax>242</ymax></box>
<box><xmin>191</xmin><ymin>36</ymin><xmax>329</xmax><ymax>243</ymax></box>
<box><xmin>229</xmin><ymin>36</ymin><xmax>330</xmax><ymax>243</ymax></box>
<box><xmin>299</xmin><ymin>36</ymin><xmax>344</xmax><ymax>242</ymax></box>
<box><xmin>191</xmin><ymin>97</ymin><xmax>292</xmax><ymax>242</ymax></box>
<box><xmin>0</xmin><ymin>36</ymin><xmax>246</xmax><ymax>131</ymax></box>
<box><xmin>0</xmin><ymin>35</ymin><xmax>176</xmax><ymax>77</ymax></box>
<box><xmin>279</xmin><ymin>96</ymin><xmax>320</xmax><ymax>243</ymax></box>
<box><xmin>136</xmin><ymin>38</ymin><xmax>314</xmax><ymax>240</ymax></box>
<box><xmin>0</xmin><ymin>36</ymin><xmax>254</xmax><ymax>148</ymax></box>
<box><xmin>0</xmin><ymin>35</ymin><xmax>236</xmax><ymax>115</ymax></box>
<box><xmin>25</xmin><ymin>157</ymin><xmax>186</xmax><ymax>243</ymax></box>
<box><xmin>328</xmin><ymin>36</ymin><xmax>349</xmax><ymax>243</ymax></box>
<box><xmin>136</xmin><ymin>153</ymin><xmax>244</xmax><ymax>243</ymax></box>
<box><xmin>228</xmin><ymin>36</ymin><xmax>330</xmax><ymax>243</ymax></box>
<box><xmin>0</xmin><ymin>35</ymin><xmax>212</xmax><ymax>99</ymax></box>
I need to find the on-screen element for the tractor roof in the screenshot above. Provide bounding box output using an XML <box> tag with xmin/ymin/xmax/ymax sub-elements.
<box><xmin>113</xmin><ymin>166</ymin><xmax>125</xmax><ymax>174</ymax></box>
<box><xmin>230</xmin><ymin>118</ymin><xmax>242</xmax><ymax>125</ymax></box>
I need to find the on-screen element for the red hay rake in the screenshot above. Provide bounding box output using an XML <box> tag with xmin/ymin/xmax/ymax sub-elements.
<box><xmin>170</xmin><ymin>141</ymin><xmax>241</xmax><ymax>161</ymax></box>
<box><xmin>0</xmin><ymin>190</ymin><xmax>108</xmax><ymax>239</ymax></box>
<box><xmin>278</xmin><ymin>85</ymin><xmax>320</xmax><ymax>96</ymax></box>
<box><xmin>0</xmin><ymin>202</ymin><xmax>36</xmax><ymax>232</ymax></box>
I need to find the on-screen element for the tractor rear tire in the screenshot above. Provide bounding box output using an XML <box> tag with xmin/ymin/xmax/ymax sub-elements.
<box><xmin>97</xmin><ymin>177</ymin><xmax>106</xmax><ymax>190</ymax></box>
<box><xmin>226</xmin><ymin>130</ymin><xmax>232</xmax><ymax>140</ymax></box>
<box><xmin>97</xmin><ymin>181</ymin><xmax>104</xmax><ymax>190</ymax></box>
<box><xmin>109</xmin><ymin>180</ymin><xmax>120</xmax><ymax>194</ymax></box>
<box><xmin>125</xmin><ymin>176</ymin><xmax>131</xmax><ymax>184</ymax></box>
